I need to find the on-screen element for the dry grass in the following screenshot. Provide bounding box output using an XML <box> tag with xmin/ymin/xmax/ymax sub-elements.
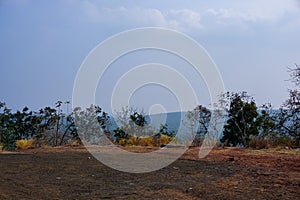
<box><xmin>115</xmin><ymin>134</ymin><xmax>175</xmax><ymax>147</ymax></box>
<box><xmin>67</xmin><ymin>138</ymin><xmax>82</xmax><ymax>147</ymax></box>
<box><xmin>249</xmin><ymin>135</ymin><xmax>296</xmax><ymax>149</ymax></box>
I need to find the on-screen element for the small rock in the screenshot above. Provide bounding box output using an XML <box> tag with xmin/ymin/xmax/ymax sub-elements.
<box><xmin>228</xmin><ymin>157</ymin><xmax>234</xmax><ymax>162</ymax></box>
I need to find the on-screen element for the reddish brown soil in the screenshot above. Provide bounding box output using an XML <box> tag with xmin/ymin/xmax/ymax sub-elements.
<box><xmin>0</xmin><ymin>147</ymin><xmax>299</xmax><ymax>200</ymax></box>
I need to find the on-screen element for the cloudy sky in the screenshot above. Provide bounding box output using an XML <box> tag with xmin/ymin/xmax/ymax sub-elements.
<box><xmin>1</xmin><ymin>0</ymin><xmax>300</xmax><ymax>113</ymax></box>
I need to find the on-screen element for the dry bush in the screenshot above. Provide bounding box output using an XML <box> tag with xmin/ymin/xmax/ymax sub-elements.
<box><xmin>137</xmin><ymin>137</ymin><xmax>154</xmax><ymax>147</ymax></box>
<box><xmin>115</xmin><ymin>134</ymin><xmax>175</xmax><ymax>147</ymax></box>
<box><xmin>67</xmin><ymin>138</ymin><xmax>82</xmax><ymax>147</ymax></box>
<box><xmin>249</xmin><ymin>136</ymin><xmax>268</xmax><ymax>149</ymax></box>
<box><xmin>118</xmin><ymin>138</ymin><xmax>127</xmax><ymax>146</ymax></box>
<box><xmin>128</xmin><ymin>136</ymin><xmax>138</xmax><ymax>146</ymax></box>
<box><xmin>16</xmin><ymin>138</ymin><xmax>35</xmax><ymax>149</ymax></box>
<box><xmin>249</xmin><ymin>135</ymin><xmax>295</xmax><ymax>149</ymax></box>
<box><xmin>160</xmin><ymin>134</ymin><xmax>169</xmax><ymax>146</ymax></box>
<box><xmin>0</xmin><ymin>144</ymin><xmax>3</xmax><ymax>151</ymax></box>
<box><xmin>268</xmin><ymin>135</ymin><xmax>294</xmax><ymax>148</ymax></box>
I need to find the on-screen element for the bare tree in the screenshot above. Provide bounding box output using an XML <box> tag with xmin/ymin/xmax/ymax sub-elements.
<box><xmin>278</xmin><ymin>64</ymin><xmax>300</xmax><ymax>145</ymax></box>
<box><xmin>288</xmin><ymin>63</ymin><xmax>300</xmax><ymax>86</ymax></box>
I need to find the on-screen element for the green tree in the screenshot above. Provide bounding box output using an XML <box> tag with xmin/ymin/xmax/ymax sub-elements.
<box><xmin>130</xmin><ymin>111</ymin><xmax>147</xmax><ymax>127</ymax></box>
<box><xmin>0</xmin><ymin>103</ymin><xmax>41</xmax><ymax>150</ymax></box>
<box><xmin>113</xmin><ymin>128</ymin><xmax>130</xmax><ymax>143</ymax></box>
<box><xmin>158</xmin><ymin>124</ymin><xmax>174</xmax><ymax>137</ymax></box>
<box><xmin>0</xmin><ymin>102</ymin><xmax>15</xmax><ymax>150</ymax></box>
<box><xmin>114</xmin><ymin>107</ymin><xmax>150</xmax><ymax>137</ymax></box>
<box><xmin>220</xmin><ymin>92</ymin><xmax>260</xmax><ymax>147</ymax></box>
<box><xmin>257</xmin><ymin>103</ymin><xmax>276</xmax><ymax>137</ymax></box>
<box><xmin>37</xmin><ymin>103</ymin><xmax>79</xmax><ymax>146</ymax></box>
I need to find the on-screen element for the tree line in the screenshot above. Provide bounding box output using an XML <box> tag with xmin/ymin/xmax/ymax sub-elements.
<box><xmin>189</xmin><ymin>65</ymin><xmax>299</xmax><ymax>148</ymax></box>
<box><xmin>0</xmin><ymin>65</ymin><xmax>299</xmax><ymax>150</ymax></box>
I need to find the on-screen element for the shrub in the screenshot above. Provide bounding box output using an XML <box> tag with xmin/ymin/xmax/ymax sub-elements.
<box><xmin>137</xmin><ymin>137</ymin><xmax>154</xmax><ymax>147</ymax></box>
<box><xmin>160</xmin><ymin>134</ymin><xmax>169</xmax><ymax>146</ymax></box>
<box><xmin>0</xmin><ymin>144</ymin><xmax>3</xmax><ymax>151</ymax></box>
<box><xmin>67</xmin><ymin>138</ymin><xmax>82</xmax><ymax>147</ymax></box>
<box><xmin>16</xmin><ymin>138</ymin><xmax>35</xmax><ymax>149</ymax></box>
<box><xmin>249</xmin><ymin>134</ymin><xmax>296</xmax><ymax>149</ymax></box>
<box><xmin>268</xmin><ymin>134</ymin><xmax>294</xmax><ymax>148</ymax></box>
<box><xmin>0</xmin><ymin>132</ymin><xmax>16</xmax><ymax>151</ymax></box>
<box><xmin>118</xmin><ymin>138</ymin><xmax>127</xmax><ymax>146</ymax></box>
<box><xmin>249</xmin><ymin>136</ymin><xmax>268</xmax><ymax>149</ymax></box>
<box><xmin>128</xmin><ymin>136</ymin><xmax>138</xmax><ymax>146</ymax></box>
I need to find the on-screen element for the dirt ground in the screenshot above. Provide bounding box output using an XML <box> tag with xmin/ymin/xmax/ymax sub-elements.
<box><xmin>0</xmin><ymin>146</ymin><xmax>299</xmax><ymax>200</ymax></box>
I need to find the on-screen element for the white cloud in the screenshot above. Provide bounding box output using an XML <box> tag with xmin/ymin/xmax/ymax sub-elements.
<box><xmin>79</xmin><ymin>0</ymin><xmax>300</xmax><ymax>33</ymax></box>
<box><xmin>80</xmin><ymin>2</ymin><xmax>203</xmax><ymax>32</ymax></box>
<box><xmin>205</xmin><ymin>0</ymin><xmax>299</xmax><ymax>23</ymax></box>
<box><xmin>167</xmin><ymin>9</ymin><xmax>202</xmax><ymax>31</ymax></box>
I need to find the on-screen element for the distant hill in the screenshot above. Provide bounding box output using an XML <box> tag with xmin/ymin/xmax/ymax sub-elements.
<box><xmin>107</xmin><ymin>109</ymin><xmax>281</xmax><ymax>135</ymax></box>
<box><xmin>108</xmin><ymin>111</ymin><xmax>185</xmax><ymax>134</ymax></box>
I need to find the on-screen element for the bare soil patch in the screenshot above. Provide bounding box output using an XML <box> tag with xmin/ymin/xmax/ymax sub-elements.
<box><xmin>0</xmin><ymin>147</ymin><xmax>299</xmax><ymax>199</ymax></box>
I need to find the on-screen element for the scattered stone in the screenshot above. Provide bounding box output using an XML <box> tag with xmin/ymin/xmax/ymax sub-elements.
<box><xmin>228</xmin><ymin>157</ymin><xmax>235</xmax><ymax>162</ymax></box>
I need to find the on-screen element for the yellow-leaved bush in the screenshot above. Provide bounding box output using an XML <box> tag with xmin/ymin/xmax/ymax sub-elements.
<box><xmin>115</xmin><ymin>134</ymin><xmax>176</xmax><ymax>147</ymax></box>
<box><xmin>16</xmin><ymin>138</ymin><xmax>35</xmax><ymax>149</ymax></box>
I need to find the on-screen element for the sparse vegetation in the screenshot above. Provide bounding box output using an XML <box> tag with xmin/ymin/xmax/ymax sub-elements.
<box><xmin>0</xmin><ymin>65</ymin><xmax>299</xmax><ymax>150</ymax></box>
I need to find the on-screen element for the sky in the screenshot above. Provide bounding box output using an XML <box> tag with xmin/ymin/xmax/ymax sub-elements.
<box><xmin>1</xmin><ymin>0</ymin><xmax>300</xmax><ymax>113</ymax></box>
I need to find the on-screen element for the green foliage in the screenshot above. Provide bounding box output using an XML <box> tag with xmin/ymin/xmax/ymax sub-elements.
<box><xmin>1</xmin><ymin>64</ymin><xmax>300</xmax><ymax>151</ymax></box>
<box><xmin>113</xmin><ymin>128</ymin><xmax>130</xmax><ymax>143</ymax></box>
<box><xmin>221</xmin><ymin>92</ymin><xmax>260</xmax><ymax>147</ymax></box>
<box><xmin>158</xmin><ymin>124</ymin><xmax>174</xmax><ymax>137</ymax></box>
<box><xmin>37</xmin><ymin>102</ymin><xmax>78</xmax><ymax>146</ymax></box>
<box><xmin>0</xmin><ymin>103</ymin><xmax>40</xmax><ymax>150</ymax></box>
<box><xmin>0</xmin><ymin>102</ymin><xmax>15</xmax><ymax>150</ymax></box>
<box><xmin>0</xmin><ymin>101</ymin><xmax>83</xmax><ymax>150</ymax></box>
<box><xmin>257</xmin><ymin>103</ymin><xmax>276</xmax><ymax>137</ymax></box>
<box><xmin>130</xmin><ymin>111</ymin><xmax>147</xmax><ymax>127</ymax></box>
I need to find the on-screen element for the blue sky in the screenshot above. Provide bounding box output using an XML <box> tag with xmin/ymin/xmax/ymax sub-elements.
<box><xmin>1</xmin><ymin>0</ymin><xmax>300</xmax><ymax>113</ymax></box>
